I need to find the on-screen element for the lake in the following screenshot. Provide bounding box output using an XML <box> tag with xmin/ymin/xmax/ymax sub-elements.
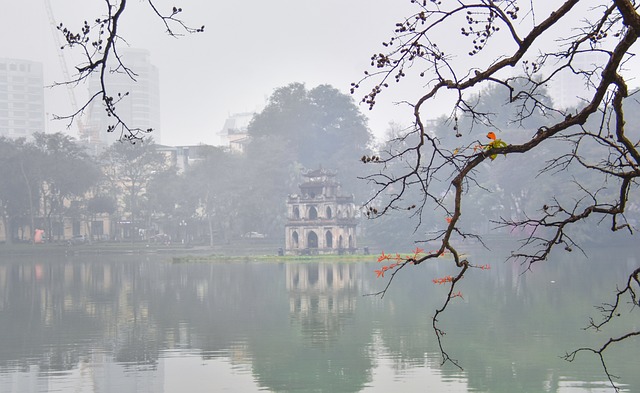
<box><xmin>0</xmin><ymin>244</ymin><xmax>638</xmax><ymax>392</ymax></box>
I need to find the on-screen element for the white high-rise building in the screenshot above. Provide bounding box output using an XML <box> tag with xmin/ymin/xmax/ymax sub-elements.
<box><xmin>0</xmin><ymin>58</ymin><xmax>45</xmax><ymax>139</ymax></box>
<box><xmin>85</xmin><ymin>48</ymin><xmax>160</xmax><ymax>148</ymax></box>
<box><xmin>549</xmin><ymin>52</ymin><xmax>610</xmax><ymax>110</ymax></box>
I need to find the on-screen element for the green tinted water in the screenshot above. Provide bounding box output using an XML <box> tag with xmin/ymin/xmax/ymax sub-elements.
<box><xmin>0</xmin><ymin>245</ymin><xmax>637</xmax><ymax>392</ymax></box>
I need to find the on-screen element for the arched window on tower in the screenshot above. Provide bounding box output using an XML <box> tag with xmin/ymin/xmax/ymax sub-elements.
<box><xmin>326</xmin><ymin>206</ymin><xmax>332</xmax><ymax>219</ymax></box>
<box><xmin>325</xmin><ymin>231</ymin><xmax>333</xmax><ymax>248</ymax></box>
<box><xmin>292</xmin><ymin>231</ymin><xmax>299</xmax><ymax>248</ymax></box>
<box><xmin>308</xmin><ymin>206</ymin><xmax>318</xmax><ymax>220</ymax></box>
<box><xmin>308</xmin><ymin>231</ymin><xmax>318</xmax><ymax>248</ymax></box>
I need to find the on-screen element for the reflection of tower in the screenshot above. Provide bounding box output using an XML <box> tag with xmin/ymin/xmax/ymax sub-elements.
<box><xmin>85</xmin><ymin>48</ymin><xmax>161</xmax><ymax>149</ymax></box>
<box><xmin>286</xmin><ymin>263</ymin><xmax>357</xmax><ymax>293</ymax></box>
<box><xmin>286</xmin><ymin>263</ymin><xmax>360</xmax><ymax>346</ymax></box>
<box><xmin>0</xmin><ymin>58</ymin><xmax>44</xmax><ymax>138</ymax></box>
<box><xmin>285</xmin><ymin>168</ymin><xmax>357</xmax><ymax>255</ymax></box>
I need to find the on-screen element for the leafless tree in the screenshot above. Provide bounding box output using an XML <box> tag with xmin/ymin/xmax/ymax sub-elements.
<box><xmin>354</xmin><ymin>1</ymin><xmax>639</xmax><ymax>390</ymax></box>
<box><xmin>53</xmin><ymin>0</ymin><xmax>203</xmax><ymax>142</ymax></box>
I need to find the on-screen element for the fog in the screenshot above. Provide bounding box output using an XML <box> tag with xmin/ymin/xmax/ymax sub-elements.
<box><xmin>2</xmin><ymin>0</ymin><xmax>417</xmax><ymax>145</ymax></box>
<box><xmin>2</xmin><ymin>2</ymin><xmax>640</xmax><ymax>391</ymax></box>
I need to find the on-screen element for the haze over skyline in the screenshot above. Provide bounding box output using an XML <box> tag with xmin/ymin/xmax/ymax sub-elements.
<box><xmin>2</xmin><ymin>0</ymin><xmax>417</xmax><ymax>146</ymax></box>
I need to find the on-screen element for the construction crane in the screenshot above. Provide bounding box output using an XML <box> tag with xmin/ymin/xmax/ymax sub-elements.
<box><xmin>44</xmin><ymin>0</ymin><xmax>96</xmax><ymax>143</ymax></box>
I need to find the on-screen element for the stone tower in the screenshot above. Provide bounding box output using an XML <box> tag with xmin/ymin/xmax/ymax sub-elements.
<box><xmin>285</xmin><ymin>169</ymin><xmax>357</xmax><ymax>255</ymax></box>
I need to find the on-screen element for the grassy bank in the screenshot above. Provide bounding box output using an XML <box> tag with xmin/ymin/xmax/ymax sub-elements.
<box><xmin>0</xmin><ymin>241</ymin><xmax>382</xmax><ymax>264</ymax></box>
<box><xmin>171</xmin><ymin>252</ymin><xmax>377</xmax><ymax>263</ymax></box>
<box><xmin>0</xmin><ymin>242</ymin><xmax>210</xmax><ymax>256</ymax></box>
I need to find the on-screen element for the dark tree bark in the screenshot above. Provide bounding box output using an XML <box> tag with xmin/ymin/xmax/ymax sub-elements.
<box><xmin>355</xmin><ymin>1</ymin><xmax>640</xmax><ymax>389</ymax></box>
<box><xmin>52</xmin><ymin>0</ymin><xmax>203</xmax><ymax>142</ymax></box>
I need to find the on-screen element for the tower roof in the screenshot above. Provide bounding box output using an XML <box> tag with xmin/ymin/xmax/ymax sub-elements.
<box><xmin>303</xmin><ymin>168</ymin><xmax>336</xmax><ymax>178</ymax></box>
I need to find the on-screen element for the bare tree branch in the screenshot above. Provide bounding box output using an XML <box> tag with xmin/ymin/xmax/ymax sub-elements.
<box><xmin>53</xmin><ymin>0</ymin><xmax>203</xmax><ymax>142</ymax></box>
<box><xmin>359</xmin><ymin>0</ymin><xmax>640</xmax><ymax>386</ymax></box>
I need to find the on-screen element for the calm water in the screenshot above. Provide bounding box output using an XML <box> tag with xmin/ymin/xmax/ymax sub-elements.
<box><xmin>0</xmin><ymin>245</ymin><xmax>638</xmax><ymax>392</ymax></box>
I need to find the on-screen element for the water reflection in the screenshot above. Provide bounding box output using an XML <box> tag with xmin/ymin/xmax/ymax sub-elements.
<box><xmin>0</xmin><ymin>246</ymin><xmax>638</xmax><ymax>392</ymax></box>
<box><xmin>286</xmin><ymin>263</ymin><xmax>359</xmax><ymax>347</ymax></box>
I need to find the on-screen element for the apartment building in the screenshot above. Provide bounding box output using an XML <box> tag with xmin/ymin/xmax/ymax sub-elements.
<box><xmin>0</xmin><ymin>58</ymin><xmax>45</xmax><ymax>139</ymax></box>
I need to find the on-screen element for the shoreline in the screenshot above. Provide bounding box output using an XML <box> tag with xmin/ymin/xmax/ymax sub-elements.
<box><xmin>0</xmin><ymin>242</ymin><xmax>378</xmax><ymax>261</ymax></box>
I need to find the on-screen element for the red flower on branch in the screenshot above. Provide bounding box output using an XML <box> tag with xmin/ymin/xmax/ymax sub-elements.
<box><xmin>377</xmin><ymin>251</ymin><xmax>391</xmax><ymax>262</ymax></box>
<box><xmin>432</xmin><ymin>275</ymin><xmax>454</xmax><ymax>284</ymax></box>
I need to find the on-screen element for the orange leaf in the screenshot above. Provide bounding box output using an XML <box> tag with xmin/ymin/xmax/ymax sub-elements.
<box><xmin>377</xmin><ymin>251</ymin><xmax>390</xmax><ymax>262</ymax></box>
<box><xmin>487</xmin><ymin>131</ymin><xmax>497</xmax><ymax>140</ymax></box>
<box><xmin>375</xmin><ymin>269</ymin><xmax>384</xmax><ymax>278</ymax></box>
<box><xmin>445</xmin><ymin>217</ymin><xmax>452</xmax><ymax>223</ymax></box>
<box><xmin>432</xmin><ymin>275</ymin><xmax>454</xmax><ymax>284</ymax></box>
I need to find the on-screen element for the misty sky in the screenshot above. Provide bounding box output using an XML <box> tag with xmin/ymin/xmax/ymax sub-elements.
<box><xmin>2</xmin><ymin>0</ymin><xmax>418</xmax><ymax>146</ymax></box>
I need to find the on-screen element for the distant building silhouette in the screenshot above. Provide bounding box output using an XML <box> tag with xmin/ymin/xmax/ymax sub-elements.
<box><xmin>155</xmin><ymin>144</ymin><xmax>210</xmax><ymax>173</ymax></box>
<box><xmin>0</xmin><ymin>58</ymin><xmax>44</xmax><ymax>139</ymax></box>
<box><xmin>85</xmin><ymin>48</ymin><xmax>161</xmax><ymax>149</ymax></box>
<box><xmin>548</xmin><ymin>52</ymin><xmax>609</xmax><ymax>109</ymax></box>
<box><xmin>218</xmin><ymin>112</ymin><xmax>254</xmax><ymax>153</ymax></box>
